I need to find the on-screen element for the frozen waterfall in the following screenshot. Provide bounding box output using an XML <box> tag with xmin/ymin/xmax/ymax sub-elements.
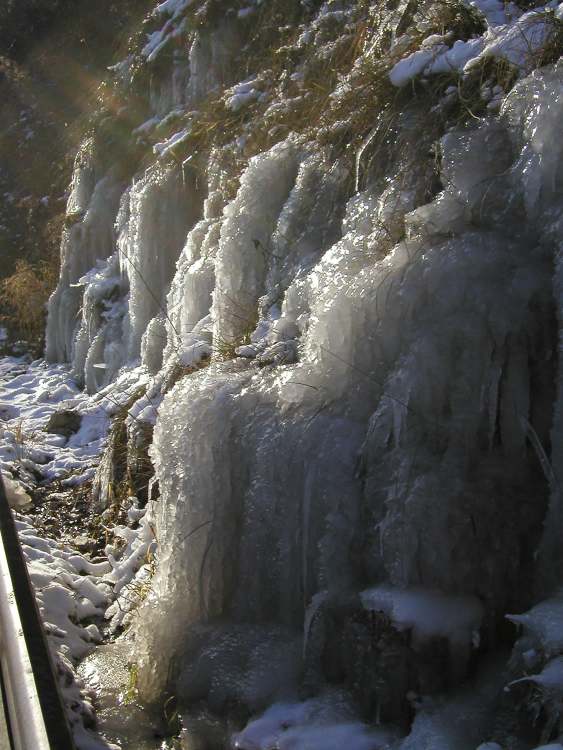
<box><xmin>40</xmin><ymin>0</ymin><xmax>563</xmax><ymax>745</ymax></box>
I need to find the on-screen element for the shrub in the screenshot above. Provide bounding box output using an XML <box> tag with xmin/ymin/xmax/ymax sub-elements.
<box><xmin>0</xmin><ymin>257</ymin><xmax>58</xmax><ymax>352</ymax></box>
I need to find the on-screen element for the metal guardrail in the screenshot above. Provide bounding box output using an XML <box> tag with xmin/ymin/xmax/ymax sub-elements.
<box><xmin>0</xmin><ymin>475</ymin><xmax>76</xmax><ymax>750</ymax></box>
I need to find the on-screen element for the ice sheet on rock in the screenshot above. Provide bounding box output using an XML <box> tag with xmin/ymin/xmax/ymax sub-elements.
<box><xmin>213</xmin><ymin>139</ymin><xmax>303</xmax><ymax>346</ymax></box>
<box><xmin>184</xmin><ymin>20</ymin><xmax>242</xmax><ymax>110</ymax></box>
<box><xmin>46</xmin><ymin>153</ymin><xmax>123</xmax><ymax>366</ymax></box>
<box><xmin>135</xmin><ymin>359</ymin><xmax>365</xmax><ymax>700</ymax></box>
<box><xmin>502</xmin><ymin>62</ymin><xmax>563</xmax><ymax>223</ymax></box>
<box><xmin>175</xmin><ymin>624</ymin><xmax>302</xmax><ymax>715</ymax></box>
<box><xmin>118</xmin><ymin>164</ymin><xmax>199</xmax><ymax>363</ymax></box>
<box><xmin>163</xmin><ymin>214</ymin><xmax>219</xmax><ymax>366</ymax></box>
<box><xmin>71</xmin><ymin>255</ymin><xmax>128</xmax><ymax>392</ymax></box>
<box><xmin>133</xmin><ymin>64</ymin><xmax>563</xmax><ymax>706</ymax></box>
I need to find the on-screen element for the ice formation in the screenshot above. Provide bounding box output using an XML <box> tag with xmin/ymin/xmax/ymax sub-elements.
<box><xmin>9</xmin><ymin>0</ymin><xmax>563</xmax><ymax>746</ymax></box>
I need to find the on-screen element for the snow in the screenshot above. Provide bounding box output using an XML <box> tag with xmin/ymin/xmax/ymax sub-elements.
<box><xmin>509</xmin><ymin>655</ymin><xmax>563</xmax><ymax>692</ymax></box>
<box><xmin>153</xmin><ymin>127</ymin><xmax>190</xmax><ymax>157</ymax></box>
<box><xmin>106</xmin><ymin>502</ymin><xmax>156</xmax><ymax>605</ymax></box>
<box><xmin>235</xmin><ymin>705</ymin><xmax>397</xmax><ymax>750</ymax></box>
<box><xmin>132</xmin><ymin>116</ymin><xmax>160</xmax><ymax>136</ymax></box>
<box><xmin>426</xmin><ymin>38</ymin><xmax>485</xmax><ymax>75</ymax></box>
<box><xmin>142</xmin><ymin>17</ymin><xmax>187</xmax><ymax>63</ymax></box>
<box><xmin>233</xmin><ymin>690</ymin><xmax>397</xmax><ymax>750</ymax></box>
<box><xmin>389</xmin><ymin>48</ymin><xmax>439</xmax><ymax>87</ymax></box>
<box><xmin>16</xmin><ymin>514</ymin><xmax>117</xmax><ymax>749</ymax></box>
<box><xmin>389</xmin><ymin>6</ymin><xmax>559</xmax><ymax>87</ymax></box>
<box><xmin>155</xmin><ymin>0</ymin><xmax>193</xmax><ymax>18</ymax></box>
<box><xmin>471</xmin><ymin>0</ymin><xmax>516</xmax><ymax>27</ymax></box>
<box><xmin>225</xmin><ymin>76</ymin><xmax>264</xmax><ymax>112</ymax></box>
<box><xmin>2</xmin><ymin>474</ymin><xmax>32</xmax><ymax>508</ymax></box>
<box><xmin>238</xmin><ymin>6</ymin><xmax>256</xmax><ymax>18</ymax></box>
<box><xmin>507</xmin><ymin>592</ymin><xmax>563</xmax><ymax>658</ymax></box>
<box><xmin>0</xmin><ymin>354</ymin><xmax>162</xmax><ymax>747</ymax></box>
<box><xmin>0</xmin><ymin>359</ymin><xmax>109</xmax><ymax>483</ymax></box>
<box><xmin>360</xmin><ymin>586</ymin><xmax>483</xmax><ymax>650</ymax></box>
<box><xmin>472</xmin><ymin>10</ymin><xmax>554</xmax><ymax>69</ymax></box>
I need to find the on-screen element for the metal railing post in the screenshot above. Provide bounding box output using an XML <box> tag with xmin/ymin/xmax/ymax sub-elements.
<box><xmin>0</xmin><ymin>475</ymin><xmax>76</xmax><ymax>750</ymax></box>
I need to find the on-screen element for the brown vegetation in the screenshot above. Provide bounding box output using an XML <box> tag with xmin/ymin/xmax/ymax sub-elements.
<box><xmin>0</xmin><ymin>257</ymin><xmax>58</xmax><ymax>351</ymax></box>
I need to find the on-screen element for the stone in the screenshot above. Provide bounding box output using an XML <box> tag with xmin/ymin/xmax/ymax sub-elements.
<box><xmin>73</xmin><ymin>535</ymin><xmax>97</xmax><ymax>554</ymax></box>
<box><xmin>45</xmin><ymin>409</ymin><xmax>82</xmax><ymax>438</ymax></box>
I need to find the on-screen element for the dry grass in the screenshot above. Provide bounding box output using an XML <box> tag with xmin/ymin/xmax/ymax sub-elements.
<box><xmin>162</xmin><ymin>353</ymin><xmax>212</xmax><ymax>392</ymax></box>
<box><xmin>0</xmin><ymin>258</ymin><xmax>58</xmax><ymax>351</ymax></box>
<box><xmin>11</xmin><ymin>417</ymin><xmax>41</xmax><ymax>463</ymax></box>
<box><xmin>213</xmin><ymin>324</ymin><xmax>256</xmax><ymax>362</ymax></box>
<box><xmin>100</xmin><ymin>385</ymin><xmax>150</xmax><ymax>528</ymax></box>
<box><xmin>143</xmin><ymin>0</ymin><xmax>493</xmax><ymax>207</ymax></box>
<box><xmin>532</xmin><ymin>12</ymin><xmax>563</xmax><ymax>68</ymax></box>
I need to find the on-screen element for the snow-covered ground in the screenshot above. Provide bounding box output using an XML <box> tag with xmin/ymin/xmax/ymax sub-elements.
<box><xmin>0</xmin><ymin>357</ymin><xmax>156</xmax><ymax>749</ymax></box>
<box><xmin>0</xmin><ymin>357</ymin><xmax>107</xmax><ymax>486</ymax></box>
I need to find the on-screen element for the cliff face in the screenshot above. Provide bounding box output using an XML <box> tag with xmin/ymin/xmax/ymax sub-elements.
<box><xmin>44</xmin><ymin>0</ymin><xmax>563</xmax><ymax>746</ymax></box>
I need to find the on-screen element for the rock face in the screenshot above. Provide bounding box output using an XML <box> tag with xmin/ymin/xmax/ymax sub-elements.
<box><xmin>42</xmin><ymin>0</ymin><xmax>563</xmax><ymax>746</ymax></box>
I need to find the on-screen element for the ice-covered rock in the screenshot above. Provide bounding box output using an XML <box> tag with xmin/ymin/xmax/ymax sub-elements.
<box><xmin>2</xmin><ymin>473</ymin><xmax>32</xmax><ymax>508</ymax></box>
